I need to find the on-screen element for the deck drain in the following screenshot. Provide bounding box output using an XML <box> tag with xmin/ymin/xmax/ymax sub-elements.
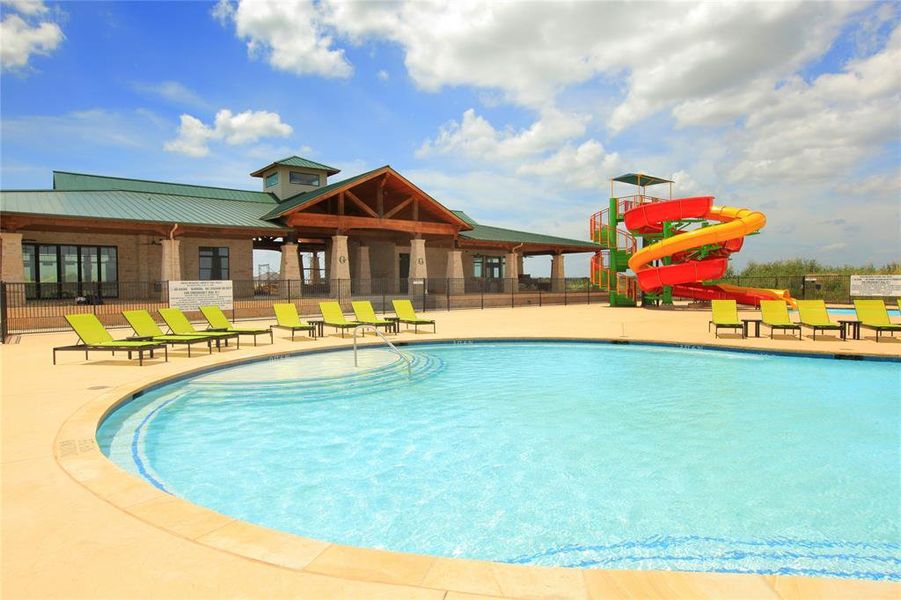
<box><xmin>87</xmin><ymin>385</ymin><xmax>110</xmax><ymax>390</ymax></box>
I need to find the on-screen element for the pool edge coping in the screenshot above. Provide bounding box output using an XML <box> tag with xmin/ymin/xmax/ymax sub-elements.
<box><xmin>54</xmin><ymin>335</ymin><xmax>901</xmax><ymax>599</ymax></box>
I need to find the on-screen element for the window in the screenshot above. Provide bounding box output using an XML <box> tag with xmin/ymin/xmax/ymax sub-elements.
<box><xmin>199</xmin><ymin>247</ymin><xmax>229</xmax><ymax>280</ymax></box>
<box><xmin>22</xmin><ymin>243</ymin><xmax>118</xmax><ymax>299</ymax></box>
<box><xmin>473</xmin><ymin>255</ymin><xmax>504</xmax><ymax>278</ymax></box>
<box><xmin>265</xmin><ymin>172</ymin><xmax>279</xmax><ymax>187</ymax></box>
<box><xmin>289</xmin><ymin>171</ymin><xmax>320</xmax><ymax>186</ymax></box>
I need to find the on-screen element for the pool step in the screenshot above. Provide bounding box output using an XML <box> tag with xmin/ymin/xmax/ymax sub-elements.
<box><xmin>184</xmin><ymin>351</ymin><xmax>446</xmax><ymax>405</ymax></box>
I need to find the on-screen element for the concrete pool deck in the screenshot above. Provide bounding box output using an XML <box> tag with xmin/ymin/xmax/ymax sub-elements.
<box><xmin>2</xmin><ymin>304</ymin><xmax>899</xmax><ymax>599</ymax></box>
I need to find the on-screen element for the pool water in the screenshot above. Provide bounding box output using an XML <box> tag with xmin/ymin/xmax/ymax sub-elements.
<box><xmin>99</xmin><ymin>342</ymin><xmax>901</xmax><ymax>580</ymax></box>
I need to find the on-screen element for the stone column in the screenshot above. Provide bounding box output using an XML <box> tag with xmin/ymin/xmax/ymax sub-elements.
<box><xmin>551</xmin><ymin>253</ymin><xmax>565</xmax><ymax>292</ymax></box>
<box><xmin>409</xmin><ymin>238</ymin><xmax>427</xmax><ymax>298</ymax></box>
<box><xmin>310</xmin><ymin>252</ymin><xmax>321</xmax><ymax>284</ymax></box>
<box><xmin>504</xmin><ymin>250</ymin><xmax>519</xmax><ymax>293</ymax></box>
<box><xmin>329</xmin><ymin>235</ymin><xmax>350</xmax><ymax>298</ymax></box>
<box><xmin>355</xmin><ymin>244</ymin><xmax>371</xmax><ymax>295</ymax></box>
<box><xmin>279</xmin><ymin>242</ymin><xmax>300</xmax><ymax>298</ymax></box>
<box><xmin>0</xmin><ymin>232</ymin><xmax>25</xmax><ymax>282</ymax></box>
<box><xmin>446</xmin><ymin>249</ymin><xmax>464</xmax><ymax>296</ymax></box>
<box><xmin>160</xmin><ymin>238</ymin><xmax>182</xmax><ymax>281</ymax></box>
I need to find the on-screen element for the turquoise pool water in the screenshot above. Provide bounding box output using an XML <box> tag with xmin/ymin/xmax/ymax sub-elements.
<box><xmin>98</xmin><ymin>342</ymin><xmax>901</xmax><ymax>580</ymax></box>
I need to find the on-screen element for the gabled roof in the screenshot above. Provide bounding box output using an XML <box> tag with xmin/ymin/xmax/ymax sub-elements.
<box><xmin>453</xmin><ymin>210</ymin><xmax>599</xmax><ymax>251</ymax></box>
<box><xmin>0</xmin><ymin>189</ymin><xmax>288</xmax><ymax>230</ymax></box>
<box><xmin>262</xmin><ymin>166</ymin><xmax>472</xmax><ymax>230</ymax></box>
<box><xmin>250</xmin><ymin>155</ymin><xmax>341</xmax><ymax>177</ymax></box>
<box><xmin>53</xmin><ymin>171</ymin><xmax>277</xmax><ymax>203</ymax></box>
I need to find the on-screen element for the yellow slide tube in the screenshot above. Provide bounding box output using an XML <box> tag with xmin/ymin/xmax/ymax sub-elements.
<box><xmin>627</xmin><ymin>206</ymin><xmax>766</xmax><ymax>273</ymax></box>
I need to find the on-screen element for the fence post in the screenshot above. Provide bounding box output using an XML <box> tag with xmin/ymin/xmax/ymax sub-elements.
<box><xmin>446</xmin><ymin>278</ymin><xmax>450</xmax><ymax>311</ymax></box>
<box><xmin>232</xmin><ymin>280</ymin><xmax>237</xmax><ymax>321</ymax></box>
<box><xmin>539</xmin><ymin>286</ymin><xmax>542</xmax><ymax>307</ymax></box>
<box><xmin>481</xmin><ymin>279</ymin><xmax>484</xmax><ymax>310</ymax></box>
<box><xmin>0</xmin><ymin>282</ymin><xmax>8</xmax><ymax>343</ymax></box>
<box><xmin>564</xmin><ymin>282</ymin><xmax>568</xmax><ymax>306</ymax></box>
<box><xmin>422</xmin><ymin>278</ymin><xmax>427</xmax><ymax>312</ymax></box>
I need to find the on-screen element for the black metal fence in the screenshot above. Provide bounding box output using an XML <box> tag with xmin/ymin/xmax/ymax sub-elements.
<box><xmin>714</xmin><ymin>274</ymin><xmax>882</xmax><ymax>304</ymax></box>
<box><xmin>0</xmin><ymin>277</ymin><xmax>607</xmax><ymax>339</ymax></box>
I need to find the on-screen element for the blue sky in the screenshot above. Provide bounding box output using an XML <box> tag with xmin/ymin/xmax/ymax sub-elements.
<box><xmin>2</xmin><ymin>0</ymin><xmax>899</xmax><ymax>276</ymax></box>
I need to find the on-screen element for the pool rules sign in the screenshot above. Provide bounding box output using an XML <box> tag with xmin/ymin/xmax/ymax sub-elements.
<box><xmin>850</xmin><ymin>275</ymin><xmax>901</xmax><ymax>297</ymax></box>
<box><xmin>168</xmin><ymin>280</ymin><xmax>234</xmax><ymax>311</ymax></box>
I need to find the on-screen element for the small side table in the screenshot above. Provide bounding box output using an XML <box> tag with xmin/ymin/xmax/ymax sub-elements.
<box><xmin>838</xmin><ymin>319</ymin><xmax>861</xmax><ymax>341</ymax></box>
<box><xmin>307</xmin><ymin>319</ymin><xmax>325</xmax><ymax>338</ymax></box>
<box><xmin>741</xmin><ymin>318</ymin><xmax>762</xmax><ymax>338</ymax></box>
<box><xmin>386</xmin><ymin>316</ymin><xmax>401</xmax><ymax>334</ymax></box>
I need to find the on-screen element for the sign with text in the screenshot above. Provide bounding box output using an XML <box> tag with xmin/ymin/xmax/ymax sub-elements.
<box><xmin>850</xmin><ymin>274</ymin><xmax>901</xmax><ymax>297</ymax></box>
<box><xmin>168</xmin><ymin>280</ymin><xmax>233</xmax><ymax>311</ymax></box>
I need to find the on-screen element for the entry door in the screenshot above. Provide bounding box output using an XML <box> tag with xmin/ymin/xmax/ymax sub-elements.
<box><xmin>399</xmin><ymin>253</ymin><xmax>410</xmax><ymax>293</ymax></box>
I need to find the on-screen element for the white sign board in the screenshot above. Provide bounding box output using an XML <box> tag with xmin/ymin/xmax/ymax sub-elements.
<box><xmin>850</xmin><ymin>274</ymin><xmax>901</xmax><ymax>297</ymax></box>
<box><xmin>168</xmin><ymin>280</ymin><xmax>233</xmax><ymax>311</ymax></box>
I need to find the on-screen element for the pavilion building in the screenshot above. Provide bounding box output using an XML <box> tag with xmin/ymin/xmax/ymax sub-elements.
<box><xmin>0</xmin><ymin>156</ymin><xmax>598</xmax><ymax>303</ymax></box>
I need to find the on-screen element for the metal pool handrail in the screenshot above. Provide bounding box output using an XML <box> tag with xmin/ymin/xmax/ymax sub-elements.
<box><xmin>352</xmin><ymin>325</ymin><xmax>411</xmax><ymax>376</ymax></box>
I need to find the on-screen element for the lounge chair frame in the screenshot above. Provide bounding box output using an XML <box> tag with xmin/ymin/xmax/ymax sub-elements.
<box><xmin>200</xmin><ymin>306</ymin><xmax>273</xmax><ymax>346</ymax></box>
<box><xmin>122</xmin><ymin>310</ymin><xmax>214</xmax><ymax>356</ymax></box>
<box><xmin>53</xmin><ymin>342</ymin><xmax>167</xmax><ymax>366</ymax></box>
<box><xmin>859</xmin><ymin>323</ymin><xmax>898</xmax><ymax>342</ymax></box>
<box><xmin>854</xmin><ymin>299</ymin><xmax>901</xmax><ymax>342</ymax></box>
<box><xmin>708</xmin><ymin>299</ymin><xmax>743</xmax><ymax>338</ymax></box>
<box><xmin>158</xmin><ymin>308</ymin><xmax>241</xmax><ymax>348</ymax></box>
<box><xmin>319</xmin><ymin>302</ymin><xmax>361</xmax><ymax>338</ymax></box>
<box><xmin>271</xmin><ymin>322</ymin><xmax>317</xmax><ymax>340</ymax></box>
<box><xmin>392</xmin><ymin>300</ymin><xmax>436</xmax><ymax>334</ymax></box>
<box><xmin>351</xmin><ymin>301</ymin><xmax>397</xmax><ymax>335</ymax></box>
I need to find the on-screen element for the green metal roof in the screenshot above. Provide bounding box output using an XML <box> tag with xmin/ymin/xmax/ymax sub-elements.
<box><xmin>250</xmin><ymin>155</ymin><xmax>340</xmax><ymax>177</ymax></box>
<box><xmin>53</xmin><ymin>171</ymin><xmax>277</xmax><ymax>203</ymax></box>
<box><xmin>261</xmin><ymin>166</ymin><xmax>389</xmax><ymax>220</ymax></box>
<box><xmin>611</xmin><ymin>173</ymin><xmax>672</xmax><ymax>187</ymax></box>
<box><xmin>453</xmin><ymin>211</ymin><xmax>599</xmax><ymax>251</ymax></box>
<box><xmin>0</xmin><ymin>190</ymin><xmax>288</xmax><ymax>230</ymax></box>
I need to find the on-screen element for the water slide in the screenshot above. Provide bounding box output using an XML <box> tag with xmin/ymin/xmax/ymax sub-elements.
<box><xmin>624</xmin><ymin>196</ymin><xmax>793</xmax><ymax>307</ymax></box>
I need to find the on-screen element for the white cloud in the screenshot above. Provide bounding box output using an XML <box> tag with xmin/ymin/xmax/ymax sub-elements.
<box><xmin>222</xmin><ymin>0</ymin><xmax>352</xmax><ymax>78</ymax></box>
<box><xmin>377</xmin><ymin>69</ymin><xmax>389</xmax><ymax>82</ymax></box>
<box><xmin>1</xmin><ymin>0</ymin><xmax>47</xmax><ymax>16</ymax></box>
<box><xmin>164</xmin><ymin>109</ymin><xmax>293</xmax><ymax>158</ymax></box>
<box><xmin>417</xmin><ymin>108</ymin><xmax>588</xmax><ymax>161</ymax></box>
<box><xmin>517</xmin><ymin>140</ymin><xmax>621</xmax><ymax>189</ymax></box>
<box><xmin>0</xmin><ymin>0</ymin><xmax>63</xmax><ymax>71</ymax></box>
<box><xmin>131</xmin><ymin>81</ymin><xmax>209</xmax><ymax>109</ymax></box>
<box><xmin>210</xmin><ymin>0</ymin><xmax>234</xmax><ymax>26</ymax></box>
<box><xmin>727</xmin><ymin>26</ymin><xmax>901</xmax><ymax>184</ymax></box>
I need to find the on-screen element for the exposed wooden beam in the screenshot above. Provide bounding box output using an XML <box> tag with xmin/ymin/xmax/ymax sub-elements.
<box><xmin>286</xmin><ymin>212</ymin><xmax>458</xmax><ymax>236</ymax></box>
<box><xmin>376</xmin><ymin>180</ymin><xmax>385</xmax><ymax>216</ymax></box>
<box><xmin>345</xmin><ymin>189</ymin><xmax>379</xmax><ymax>218</ymax></box>
<box><xmin>413</xmin><ymin>198</ymin><xmax>419</xmax><ymax>221</ymax></box>
<box><xmin>338</xmin><ymin>192</ymin><xmax>345</xmax><ymax>216</ymax></box>
<box><xmin>383</xmin><ymin>196</ymin><xmax>414</xmax><ymax>219</ymax></box>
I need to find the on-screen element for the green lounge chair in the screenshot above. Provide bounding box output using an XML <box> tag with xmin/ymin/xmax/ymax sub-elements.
<box><xmin>200</xmin><ymin>305</ymin><xmax>273</xmax><ymax>346</ymax></box>
<box><xmin>854</xmin><ymin>299</ymin><xmax>901</xmax><ymax>342</ymax></box>
<box><xmin>392</xmin><ymin>299</ymin><xmax>436</xmax><ymax>333</ymax></box>
<box><xmin>158</xmin><ymin>308</ymin><xmax>240</xmax><ymax>348</ymax></box>
<box><xmin>271</xmin><ymin>303</ymin><xmax>316</xmax><ymax>340</ymax></box>
<box><xmin>351</xmin><ymin>301</ymin><xmax>395</xmax><ymax>334</ymax></box>
<box><xmin>54</xmin><ymin>313</ymin><xmax>167</xmax><ymax>366</ymax></box>
<box><xmin>760</xmin><ymin>300</ymin><xmax>801</xmax><ymax>340</ymax></box>
<box><xmin>796</xmin><ymin>300</ymin><xmax>844</xmax><ymax>341</ymax></box>
<box><xmin>708</xmin><ymin>299</ymin><xmax>744</xmax><ymax>338</ymax></box>
<box><xmin>123</xmin><ymin>309</ymin><xmax>214</xmax><ymax>356</ymax></box>
<box><xmin>318</xmin><ymin>301</ymin><xmax>360</xmax><ymax>337</ymax></box>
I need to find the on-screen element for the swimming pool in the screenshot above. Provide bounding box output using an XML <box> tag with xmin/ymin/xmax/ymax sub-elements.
<box><xmin>98</xmin><ymin>341</ymin><xmax>901</xmax><ymax>580</ymax></box>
